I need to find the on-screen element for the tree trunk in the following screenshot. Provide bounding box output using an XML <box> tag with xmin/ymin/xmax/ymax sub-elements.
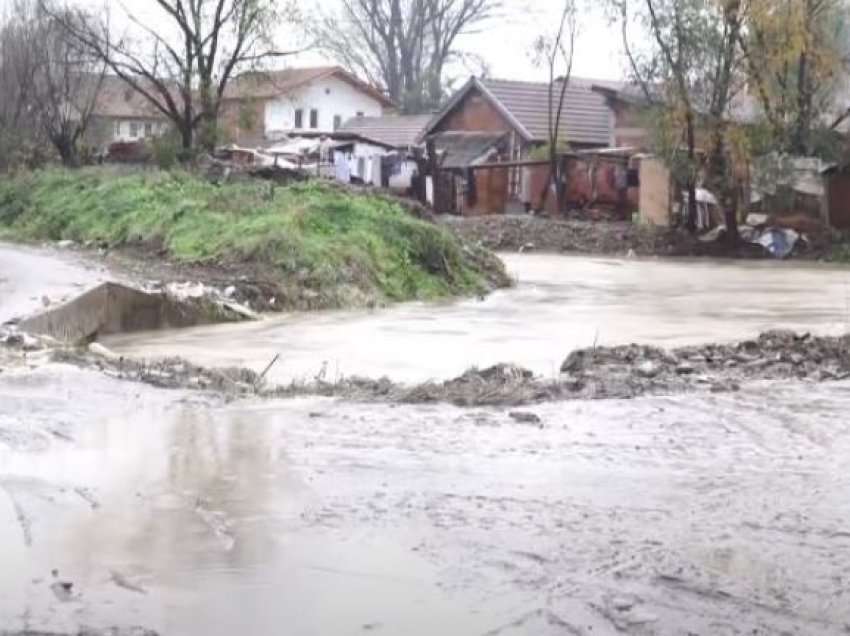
<box><xmin>179</xmin><ymin>124</ymin><xmax>193</xmax><ymax>158</ymax></box>
<box><xmin>685</xmin><ymin>114</ymin><xmax>698</xmax><ymax>232</ymax></box>
<box><xmin>53</xmin><ymin>135</ymin><xmax>79</xmax><ymax>168</ymax></box>
<box><xmin>793</xmin><ymin>49</ymin><xmax>811</xmax><ymax>155</ymax></box>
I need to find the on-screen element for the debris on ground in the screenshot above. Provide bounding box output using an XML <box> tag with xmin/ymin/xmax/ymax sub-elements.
<box><xmin>441</xmin><ymin>215</ymin><xmax>835</xmax><ymax>260</ymax></box>
<box><xmin>3</xmin><ymin>326</ymin><xmax>849</xmax><ymax>407</ymax></box>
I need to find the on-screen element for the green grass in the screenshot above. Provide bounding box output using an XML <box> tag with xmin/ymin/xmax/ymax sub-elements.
<box><xmin>0</xmin><ymin>167</ymin><xmax>502</xmax><ymax>306</ymax></box>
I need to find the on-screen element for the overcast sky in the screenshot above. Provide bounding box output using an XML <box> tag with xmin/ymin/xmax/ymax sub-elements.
<box><xmin>0</xmin><ymin>0</ymin><xmax>628</xmax><ymax>82</ymax></box>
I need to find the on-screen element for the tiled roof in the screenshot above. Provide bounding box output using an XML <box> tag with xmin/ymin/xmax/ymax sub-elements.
<box><xmin>339</xmin><ymin>114</ymin><xmax>432</xmax><ymax>148</ymax></box>
<box><xmin>91</xmin><ymin>76</ymin><xmax>165</xmax><ymax>119</ymax></box>
<box><xmin>222</xmin><ymin>66</ymin><xmax>394</xmax><ymax>107</ymax></box>
<box><xmin>480</xmin><ymin>77</ymin><xmax>622</xmax><ymax>146</ymax></box>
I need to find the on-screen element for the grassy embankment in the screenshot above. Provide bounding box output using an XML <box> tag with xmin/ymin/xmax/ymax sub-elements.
<box><xmin>0</xmin><ymin>167</ymin><xmax>508</xmax><ymax>308</ymax></box>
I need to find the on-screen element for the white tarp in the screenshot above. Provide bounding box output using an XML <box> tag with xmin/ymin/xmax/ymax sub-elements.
<box><xmin>751</xmin><ymin>153</ymin><xmax>837</xmax><ymax>202</ymax></box>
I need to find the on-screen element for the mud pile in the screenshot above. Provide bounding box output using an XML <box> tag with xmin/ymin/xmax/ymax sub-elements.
<box><xmin>442</xmin><ymin>215</ymin><xmax>698</xmax><ymax>256</ymax></box>
<box><xmin>392</xmin><ymin>330</ymin><xmax>850</xmax><ymax>405</ymax></box>
<box><xmin>3</xmin><ymin>327</ymin><xmax>849</xmax><ymax>406</ymax></box>
<box><xmin>441</xmin><ymin>215</ymin><xmax>829</xmax><ymax>259</ymax></box>
<box><xmin>558</xmin><ymin>330</ymin><xmax>850</xmax><ymax>399</ymax></box>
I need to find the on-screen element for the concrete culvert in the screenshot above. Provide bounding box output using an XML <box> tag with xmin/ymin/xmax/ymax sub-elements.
<box><xmin>18</xmin><ymin>282</ymin><xmax>252</xmax><ymax>344</ymax></box>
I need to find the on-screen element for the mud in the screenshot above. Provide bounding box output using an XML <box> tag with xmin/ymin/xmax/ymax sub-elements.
<box><xmin>442</xmin><ymin>214</ymin><xmax>834</xmax><ymax>259</ymax></box>
<box><xmin>7</xmin><ymin>245</ymin><xmax>850</xmax><ymax>634</ymax></box>
<box><xmin>4</xmin><ymin>325</ymin><xmax>849</xmax><ymax>408</ymax></box>
<box><xmin>3</xmin><ymin>366</ymin><xmax>850</xmax><ymax>634</ymax></box>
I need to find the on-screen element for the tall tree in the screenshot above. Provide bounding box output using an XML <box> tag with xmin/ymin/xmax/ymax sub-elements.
<box><xmin>614</xmin><ymin>0</ymin><xmax>747</xmax><ymax>234</ymax></box>
<box><xmin>310</xmin><ymin>0</ymin><xmax>497</xmax><ymax>113</ymax></box>
<box><xmin>739</xmin><ymin>0</ymin><xmax>849</xmax><ymax>155</ymax></box>
<box><xmin>532</xmin><ymin>0</ymin><xmax>577</xmax><ymax>214</ymax></box>
<box><xmin>34</xmin><ymin>2</ymin><xmax>105</xmax><ymax>166</ymax></box>
<box><xmin>50</xmin><ymin>0</ymin><xmax>297</xmax><ymax>153</ymax></box>
<box><xmin>0</xmin><ymin>0</ymin><xmax>104</xmax><ymax>168</ymax></box>
<box><xmin>0</xmin><ymin>0</ymin><xmax>43</xmax><ymax>168</ymax></box>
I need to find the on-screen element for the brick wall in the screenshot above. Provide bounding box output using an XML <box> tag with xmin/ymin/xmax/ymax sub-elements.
<box><xmin>432</xmin><ymin>89</ymin><xmax>514</xmax><ymax>134</ymax></box>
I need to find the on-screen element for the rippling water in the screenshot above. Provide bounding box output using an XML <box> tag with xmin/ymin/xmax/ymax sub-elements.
<box><xmin>103</xmin><ymin>254</ymin><xmax>850</xmax><ymax>383</ymax></box>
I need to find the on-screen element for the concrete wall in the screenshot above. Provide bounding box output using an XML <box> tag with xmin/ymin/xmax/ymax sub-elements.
<box><xmin>638</xmin><ymin>157</ymin><xmax>672</xmax><ymax>226</ymax></box>
<box><xmin>263</xmin><ymin>76</ymin><xmax>384</xmax><ymax>137</ymax></box>
<box><xmin>19</xmin><ymin>283</ymin><xmax>237</xmax><ymax>343</ymax></box>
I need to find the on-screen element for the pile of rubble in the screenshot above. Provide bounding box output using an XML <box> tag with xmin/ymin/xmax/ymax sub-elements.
<box><xmin>558</xmin><ymin>330</ymin><xmax>850</xmax><ymax>400</ymax></box>
<box><xmin>441</xmin><ymin>215</ymin><xmax>699</xmax><ymax>257</ymax></box>
<box><xmin>3</xmin><ymin>325</ymin><xmax>849</xmax><ymax>407</ymax></box>
<box><xmin>398</xmin><ymin>330</ymin><xmax>850</xmax><ymax>405</ymax></box>
<box><xmin>441</xmin><ymin>214</ymin><xmax>837</xmax><ymax>260</ymax></box>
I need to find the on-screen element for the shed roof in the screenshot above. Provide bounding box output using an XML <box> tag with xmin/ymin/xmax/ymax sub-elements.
<box><xmin>432</xmin><ymin>131</ymin><xmax>507</xmax><ymax>169</ymax></box>
<box><xmin>339</xmin><ymin>114</ymin><xmax>432</xmax><ymax>148</ymax></box>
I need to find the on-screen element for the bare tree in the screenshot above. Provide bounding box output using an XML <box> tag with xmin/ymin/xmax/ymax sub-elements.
<box><xmin>532</xmin><ymin>0</ymin><xmax>577</xmax><ymax>214</ymax></box>
<box><xmin>310</xmin><ymin>0</ymin><xmax>497</xmax><ymax>113</ymax></box>
<box><xmin>33</xmin><ymin>3</ymin><xmax>105</xmax><ymax>166</ymax></box>
<box><xmin>0</xmin><ymin>1</ymin><xmax>43</xmax><ymax>168</ymax></box>
<box><xmin>50</xmin><ymin>0</ymin><xmax>298</xmax><ymax>153</ymax></box>
<box><xmin>0</xmin><ymin>0</ymin><xmax>103</xmax><ymax>168</ymax></box>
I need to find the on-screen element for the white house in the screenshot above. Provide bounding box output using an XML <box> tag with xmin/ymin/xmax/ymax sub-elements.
<box><xmin>220</xmin><ymin>66</ymin><xmax>395</xmax><ymax>146</ymax></box>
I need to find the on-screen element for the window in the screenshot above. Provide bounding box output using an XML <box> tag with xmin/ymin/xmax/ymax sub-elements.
<box><xmin>294</xmin><ymin>108</ymin><xmax>303</xmax><ymax>129</ymax></box>
<box><xmin>333</xmin><ymin>115</ymin><xmax>342</xmax><ymax>131</ymax></box>
<box><xmin>144</xmin><ymin>122</ymin><xmax>153</xmax><ymax>137</ymax></box>
<box><xmin>310</xmin><ymin>109</ymin><xmax>319</xmax><ymax>129</ymax></box>
<box><xmin>114</xmin><ymin>121</ymin><xmax>121</xmax><ymax>137</ymax></box>
<box><xmin>356</xmin><ymin>111</ymin><xmax>364</xmax><ymax>118</ymax></box>
<box><xmin>129</xmin><ymin>122</ymin><xmax>140</xmax><ymax>138</ymax></box>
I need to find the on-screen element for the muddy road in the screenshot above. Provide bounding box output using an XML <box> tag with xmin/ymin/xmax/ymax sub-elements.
<box><xmin>103</xmin><ymin>254</ymin><xmax>850</xmax><ymax>383</ymax></box>
<box><xmin>4</xmin><ymin>243</ymin><xmax>850</xmax><ymax>634</ymax></box>
<box><xmin>3</xmin><ymin>366</ymin><xmax>850</xmax><ymax>635</ymax></box>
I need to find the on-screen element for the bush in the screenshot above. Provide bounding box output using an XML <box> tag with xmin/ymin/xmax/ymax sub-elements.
<box><xmin>150</xmin><ymin>134</ymin><xmax>181</xmax><ymax>170</ymax></box>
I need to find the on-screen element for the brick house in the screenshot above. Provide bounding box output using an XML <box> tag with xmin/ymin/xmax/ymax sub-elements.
<box><xmin>421</xmin><ymin>76</ymin><xmax>649</xmax><ymax>216</ymax></box>
<box><xmin>84</xmin><ymin>76</ymin><xmax>170</xmax><ymax>151</ymax></box>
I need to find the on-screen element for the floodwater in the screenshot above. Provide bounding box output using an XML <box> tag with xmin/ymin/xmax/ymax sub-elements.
<box><xmin>104</xmin><ymin>254</ymin><xmax>850</xmax><ymax>383</ymax></box>
<box><xmin>3</xmin><ymin>366</ymin><xmax>850</xmax><ymax>634</ymax></box>
<box><xmin>5</xmin><ymin>246</ymin><xmax>850</xmax><ymax>634</ymax></box>
<box><xmin>0</xmin><ymin>242</ymin><xmax>111</xmax><ymax>324</ymax></box>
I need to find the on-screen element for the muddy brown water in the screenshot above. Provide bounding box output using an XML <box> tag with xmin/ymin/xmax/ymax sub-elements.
<box><xmin>6</xmin><ymin>247</ymin><xmax>850</xmax><ymax>634</ymax></box>
<box><xmin>0</xmin><ymin>242</ymin><xmax>112</xmax><ymax>325</ymax></box>
<box><xmin>3</xmin><ymin>366</ymin><xmax>850</xmax><ymax>634</ymax></box>
<box><xmin>103</xmin><ymin>254</ymin><xmax>850</xmax><ymax>383</ymax></box>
